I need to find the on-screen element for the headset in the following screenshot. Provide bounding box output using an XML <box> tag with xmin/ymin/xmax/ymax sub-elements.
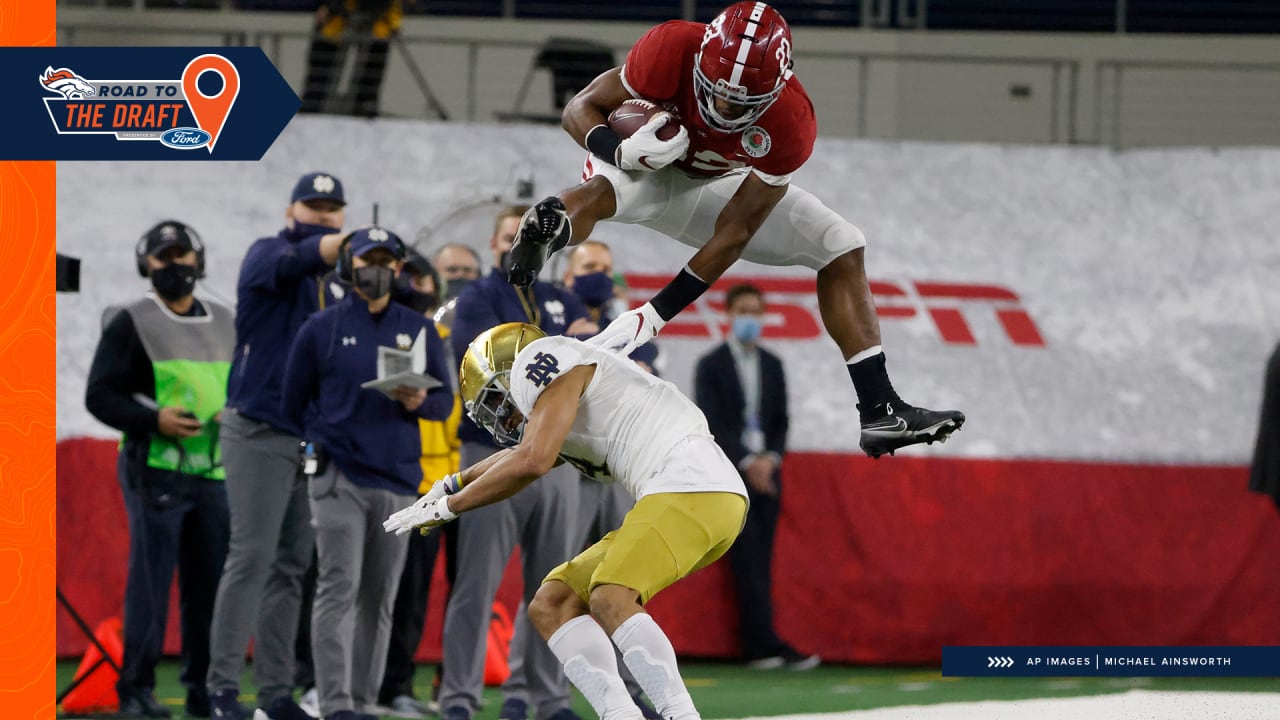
<box><xmin>135</xmin><ymin>220</ymin><xmax>206</xmax><ymax>279</ymax></box>
<box><xmin>335</xmin><ymin>226</ymin><xmax>406</xmax><ymax>284</ymax></box>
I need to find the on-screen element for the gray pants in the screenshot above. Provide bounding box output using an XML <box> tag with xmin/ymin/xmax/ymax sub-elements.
<box><xmin>309</xmin><ymin>466</ymin><xmax>411</xmax><ymax>717</ymax></box>
<box><xmin>439</xmin><ymin>442</ymin><xmax>581</xmax><ymax>719</ymax></box>
<box><xmin>206</xmin><ymin>411</ymin><xmax>315</xmax><ymax>705</ymax></box>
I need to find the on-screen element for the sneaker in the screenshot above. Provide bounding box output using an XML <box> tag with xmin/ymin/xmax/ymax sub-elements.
<box><xmin>385</xmin><ymin>695</ymin><xmax>428</xmax><ymax>719</ymax></box>
<box><xmin>859</xmin><ymin>401</ymin><xmax>964</xmax><ymax>458</ymax></box>
<box><xmin>784</xmin><ymin>653</ymin><xmax>821</xmax><ymax>671</ymax></box>
<box><xmin>630</xmin><ymin>694</ymin><xmax>662</xmax><ymax>720</ymax></box>
<box><xmin>186</xmin><ymin>687</ymin><xmax>212</xmax><ymax>717</ymax></box>
<box><xmin>507</xmin><ymin>197</ymin><xmax>571</xmax><ymax>287</ymax></box>
<box><xmin>298</xmin><ymin>688</ymin><xmax>320</xmax><ymax>719</ymax></box>
<box><xmin>745</xmin><ymin>655</ymin><xmax>786</xmax><ymax>670</ymax></box>
<box><xmin>255</xmin><ymin>698</ymin><xmax>314</xmax><ymax>720</ymax></box>
<box><xmin>322</xmin><ymin>712</ymin><xmax>356</xmax><ymax>720</ymax></box>
<box><xmin>498</xmin><ymin>698</ymin><xmax>528</xmax><ymax>720</ymax></box>
<box><xmin>210</xmin><ymin>689</ymin><xmax>251</xmax><ymax>720</ymax></box>
<box><xmin>119</xmin><ymin>688</ymin><xmax>173</xmax><ymax>718</ymax></box>
<box><xmin>546</xmin><ymin>709</ymin><xmax>583</xmax><ymax>720</ymax></box>
<box><xmin>442</xmin><ymin>705</ymin><xmax>472</xmax><ymax>720</ymax></box>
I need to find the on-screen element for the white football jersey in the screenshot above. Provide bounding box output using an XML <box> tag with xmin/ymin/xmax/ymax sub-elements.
<box><xmin>509</xmin><ymin>335</ymin><xmax>746</xmax><ymax>501</ymax></box>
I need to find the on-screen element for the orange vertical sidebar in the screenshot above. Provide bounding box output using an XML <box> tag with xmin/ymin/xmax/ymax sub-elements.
<box><xmin>0</xmin><ymin>1</ymin><xmax>58</xmax><ymax>718</ymax></box>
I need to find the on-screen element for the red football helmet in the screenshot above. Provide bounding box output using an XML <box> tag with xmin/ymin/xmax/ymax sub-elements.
<box><xmin>694</xmin><ymin>1</ymin><xmax>793</xmax><ymax>133</ymax></box>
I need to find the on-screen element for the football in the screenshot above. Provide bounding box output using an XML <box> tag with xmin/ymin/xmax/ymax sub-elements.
<box><xmin>608</xmin><ymin>99</ymin><xmax>681</xmax><ymax>141</ymax></box>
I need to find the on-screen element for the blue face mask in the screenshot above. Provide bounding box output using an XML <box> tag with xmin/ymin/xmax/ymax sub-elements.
<box><xmin>289</xmin><ymin>220</ymin><xmax>340</xmax><ymax>242</ymax></box>
<box><xmin>572</xmin><ymin>271</ymin><xmax>615</xmax><ymax>308</ymax></box>
<box><xmin>731</xmin><ymin>315</ymin><xmax>763</xmax><ymax>343</ymax></box>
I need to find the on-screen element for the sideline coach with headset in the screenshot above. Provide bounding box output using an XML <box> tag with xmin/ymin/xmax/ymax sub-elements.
<box><xmin>86</xmin><ymin>220</ymin><xmax>234</xmax><ymax>719</ymax></box>
<box><xmin>281</xmin><ymin>226</ymin><xmax>454</xmax><ymax>720</ymax></box>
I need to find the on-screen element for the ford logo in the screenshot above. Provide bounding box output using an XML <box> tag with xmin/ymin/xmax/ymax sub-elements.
<box><xmin>159</xmin><ymin>127</ymin><xmax>211</xmax><ymax>150</ymax></box>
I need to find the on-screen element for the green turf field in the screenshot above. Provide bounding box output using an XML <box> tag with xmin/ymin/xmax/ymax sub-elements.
<box><xmin>56</xmin><ymin>659</ymin><xmax>1279</xmax><ymax>719</ymax></box>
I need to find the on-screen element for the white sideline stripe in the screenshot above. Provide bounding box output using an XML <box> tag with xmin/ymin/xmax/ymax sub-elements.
<box><xmin>729</xmin><ymin>690</ymin><xmax>1280</xmax><ymax>720</ymax></box>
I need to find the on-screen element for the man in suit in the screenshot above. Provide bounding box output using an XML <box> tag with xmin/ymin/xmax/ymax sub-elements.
<box><xmin>693</xmin><ymin>282</ymin><xmax>819</xmax><ymax>671</ymax></box>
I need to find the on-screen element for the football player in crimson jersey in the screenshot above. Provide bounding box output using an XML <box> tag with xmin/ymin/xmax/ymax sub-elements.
<box><xmin>507</xmin><ymin>1</ymin><xmax>963</xmax><ymax>458</ymax></box>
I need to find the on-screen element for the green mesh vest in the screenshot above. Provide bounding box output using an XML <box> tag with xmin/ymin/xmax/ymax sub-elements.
<box><xmin>121</xmin><ymin>296</ymin><xmax>234</xmax><ymax>480</ymax></box>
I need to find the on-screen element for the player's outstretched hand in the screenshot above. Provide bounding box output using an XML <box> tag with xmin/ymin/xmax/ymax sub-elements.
<box><xmin>585</xmin><ymin>302</ymin><xmax>667</xmax><ymax>356</ymax></box>
<box><xmin>383</xmin><ymin>494</ymin><xmax>457</xmax><ymax>536</ymax></box>
<box><xmin>617</xmin><ymin>113</ymin><xmax>690</xmax><ymax>172</ymax></box>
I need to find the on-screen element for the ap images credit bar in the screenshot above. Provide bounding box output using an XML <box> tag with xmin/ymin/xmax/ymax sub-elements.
<box><xmin>942</xmin><ymin>646</ymin><xmax>1280</xmax><ymax>677</ymax></box>
<box><xmin>1</xmin><ymin>47</ymin><xmax>298</xmax><ymax>160</ymax></box>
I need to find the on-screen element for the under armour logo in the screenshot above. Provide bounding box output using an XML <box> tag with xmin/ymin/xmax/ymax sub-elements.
<box><xmin>342</xmin><ymin>336</ymin><xmax>357</xmax><ymax>346</ymax></box>
<box><xmin>313</xmin><ymin>174</ymin><xmax>336</xmax><ymax>193</ymax></box>
<box><xmin>368</xmin><ymin>227</ymin><xmax>389</xmax><ymax>242</ymax></box>
<box><xmin>523</xmin><ymin>352</ymin><xmax>561</xmax><ymax>387</ymax></box>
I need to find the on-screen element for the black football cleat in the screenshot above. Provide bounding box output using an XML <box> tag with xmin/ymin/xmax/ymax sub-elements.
<box><xmin>859</xmin><ymin>401</ymin><xmax>965</xmax><ymax>459</ymax></box>
<box><xmin>507</xmin><ymin>196</ymin><xmax>571</xmax><ymax>287</ymax></box>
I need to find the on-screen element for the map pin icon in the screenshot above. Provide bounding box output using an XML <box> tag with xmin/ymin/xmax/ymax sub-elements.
<box><xmin>182</xmin><ymin>54</ymin><xmax>240</xmax><ymax>153</ymax></box>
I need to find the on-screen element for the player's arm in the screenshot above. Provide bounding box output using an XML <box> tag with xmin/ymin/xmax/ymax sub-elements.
<box><xmin>562</xmin><ymin>68</ymin><xmax>632</xmax><ymax>148</ymax></box>
<box><xmin>446</xmin><ymin>365</ymin><xmax>596</xmax><ymax>513</ymax></box>
<box><xmin>651</xmin><ymin>174</ymin><xmax>787</xmax><ymax>320</ymax></box>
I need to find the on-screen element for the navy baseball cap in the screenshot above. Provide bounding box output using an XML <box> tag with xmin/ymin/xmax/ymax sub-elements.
<box><xmin>142</xmin><ymin>220</ymin><xmax>202</xmax><ymax>256</ymax></box>
<box><xmin>347</xmin><ymin>226</ymin><xmax>406</xmax><ymax>260</ymax></box>
<box><xmin>290</xmin><ymin>172</ymin><xmax>346</xmax><ymax>206</ymax></box>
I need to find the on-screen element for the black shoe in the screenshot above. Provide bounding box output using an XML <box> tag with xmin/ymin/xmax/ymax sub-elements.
<box><xmin>120</xmin><ymin>688</ymin><xmax>174</xmax><ymax>718</ymax></box>
<box><xmin>859</xmin><ymin>401</ymin><xmax>965</xmax><ymax>458</ymax></box>
<box><xmin>507</xmin><ymin>197</ymin><xmax>570</xmax><ymax>287</ymax></box>
<box><xmin>498</xmin><ymin>698</ymin><xmax>528</xmax><ymax>720</ymax></box>
<box><xmin>258</xmin><ymin>698</ymin><xmax>314</xmax><ymax>720</ymax></box>
<box><xmin>186</xmin><ymin>687</ymin><xmax>211</xmax><ymax>717</ymax></box>
<box><xmin>442</xmin><ymin>705</ymin><xmax>472</xmax><ymax>720</ymax></box>
<box><xmin>209</xmin><ymin>689</ymin><xmax>250</xmax><ymax>720</ymax></box>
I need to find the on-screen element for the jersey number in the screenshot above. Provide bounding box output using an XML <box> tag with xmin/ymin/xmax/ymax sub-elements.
<box><xmin>686</xmin><ymin>149</ymin><xmax>746</xmax><ymax>173</ymax></box>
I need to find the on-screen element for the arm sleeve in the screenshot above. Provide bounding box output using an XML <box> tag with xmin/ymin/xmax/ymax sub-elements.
<box><xmin>85</xmin><ymin>310</ymin><xmax>160</xmax><ymax>435</ymax></box>
<box><xmin>620</xmin><ymin>22</ymin><xmax>685</xmax><ymax>101</ymax></box>
<box><xmin>694</xmin><ymin>354</ymin><xmax>748</xmax><ymax>468</ymax></box>
<box><xmin>280</xmin><ymin>317</ymin><xmax>321</xmax><ymax>430</ymax></box>
<box><xmin>239</xmin><ymin>235</ymin><xmax>330</xmax><ymax>294</ymax></box>
<box><xmin>415</xmin><ymin>320</ymin><xmax>455</xmax><ymax>421</ymax></box>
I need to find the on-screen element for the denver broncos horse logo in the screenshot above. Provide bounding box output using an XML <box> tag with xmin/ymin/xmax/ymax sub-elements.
<box><xmin>40</xmin><ymin>66</ymin><xmax>96</xmax><ymax>100</ymax></box>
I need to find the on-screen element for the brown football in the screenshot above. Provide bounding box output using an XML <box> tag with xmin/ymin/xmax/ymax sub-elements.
<box><xmin>608</xmin><ymin>99</ymin><xmax>680</xmax><ymax>141</ymax></box>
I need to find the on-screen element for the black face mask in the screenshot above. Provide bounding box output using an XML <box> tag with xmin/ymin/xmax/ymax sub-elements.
<box><xmin>406</xmin><ymin>290</ymin><xmax>438</xmax><ymax>314</ymax></box>
<box><xmin>289</xmin><ymin>220</ymin><xmax>340</xmax><ymax>242</ymax></box>
<box><xmin>352</xmin><ymin>265</ymin><xmax>395</xmax><ymax>302</ymax></box>
<box><xmin>151</xmin><ymin>263</ymin><xmax>197</xmax><ymax>301</ymax></box>
<box><xmin>443</xmin><ymin>277</ymin><xmax>472</xmax><ymax>302</ymax></box>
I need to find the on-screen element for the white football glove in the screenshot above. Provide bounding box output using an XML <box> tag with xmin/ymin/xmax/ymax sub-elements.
<box><xmin>584</xmin><ymin>302</ymin><xmax>667</xmax><ymax>356</ymax></box>
<box><xmin>383</xmin><ymin>494</ymin><xmax>458</xmax><ymax>536</ymax></box>
<box><xmin>616</xmin><ymin>113</ymin><xmax>689</xmax><ymax>172</ymax></box>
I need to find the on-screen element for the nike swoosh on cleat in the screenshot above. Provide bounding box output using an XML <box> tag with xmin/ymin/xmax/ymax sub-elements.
<box><xmin>862</xmin><ymin>417</ymin><xmax>909</xmax><ymax>435</ymax></box>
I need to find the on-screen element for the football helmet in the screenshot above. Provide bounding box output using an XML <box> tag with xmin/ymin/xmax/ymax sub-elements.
<box><xmin>694</xmin><ymin>1</ymin><xmax>793</xmax><ymax>133</ymax></box>
<box><xmin>460</xmin><ymin>322</ymin><xmax>547</xmax><ymax>447</ymax></box>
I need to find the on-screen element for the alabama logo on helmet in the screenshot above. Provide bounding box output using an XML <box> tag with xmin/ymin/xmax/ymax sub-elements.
<box><xmin>741</xmin><ymin>126</ymin><xmax>772</xmax><ymax>158</ymax></box>
<box><xmin>39</xmin><ymin>54</ymin><xmax>241</xmax><ymax>153</ymax></box>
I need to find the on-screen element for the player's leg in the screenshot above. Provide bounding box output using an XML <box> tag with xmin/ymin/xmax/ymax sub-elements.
<box><xmin>507</xmin><ymin>177</ymin><xmax>613</xmax><ymax>287</ymax></box>
<box><xmin>508</xmin><ymin>156</ymin><xmax>672</xmax><ymax>287</ymax></box>
<box><xmin>533</xmin><ymin>538</ymin><xmax>642</xmax><ymax>720</ymax></box>
<box><xmin>666</xmin><ymin>178</ymin><xmax>966</xmax><ymax>458</ymax></box>
<box><xmin>587</xmin><ymin>490</ymin><xmax>747</xmax><ymax>720</ymax></box>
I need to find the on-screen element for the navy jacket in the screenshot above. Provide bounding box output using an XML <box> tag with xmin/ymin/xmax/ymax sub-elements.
<box><xmin>226</xmin><ymin>227</ymin><xmax>334</xmax><ymax>435</ymax></box>
<box><xmin>281</xmin><ymin>295</ymin><xmax>454</xmax><ymax>495</ymax></box>
<box><xmin>451</xmin><ymin>270</ymin><xmax>588</xmax><ymax>445</ymax></box>
<box><xmin>694</xmin><ymin>342</ymin><xmax>789</xmax><ymax>471</ymax></box>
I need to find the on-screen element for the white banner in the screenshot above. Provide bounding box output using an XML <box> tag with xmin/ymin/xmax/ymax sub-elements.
<box><xmin>57</xmin><ymin>117</ymin><xmax>1280</xmax><ymax>462</ymax></box>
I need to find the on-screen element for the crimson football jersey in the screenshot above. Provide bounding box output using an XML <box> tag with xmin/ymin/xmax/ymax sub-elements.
<box><xmin>620</xmin><ymin>20</ymin><xmax>816</xmax><ymax>182</ymax></box>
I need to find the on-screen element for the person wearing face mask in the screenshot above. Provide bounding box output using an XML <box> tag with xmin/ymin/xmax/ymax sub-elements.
<box><xmin>693</xmin><ymin>283</ymin><xmax>819</xmax><ymax>672</ymax></box>
<box><xmin>281</xmin><ymin>226</ymin><xmax>454</xmax><ymax>720</ymax></box>
<box><xmin>438</xmin><ymin>206</ymin><xmax>597</xmax><ymax>720</ymax></box>
<box><xmin>86</xmin><ymin>221</ymin><xmax>235</xmax><ymax>719</ymax></box>
<box><xmin>208</xmin><ymin>172</ymin><xmax>351</xmax><ymax>720</ymax></box>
